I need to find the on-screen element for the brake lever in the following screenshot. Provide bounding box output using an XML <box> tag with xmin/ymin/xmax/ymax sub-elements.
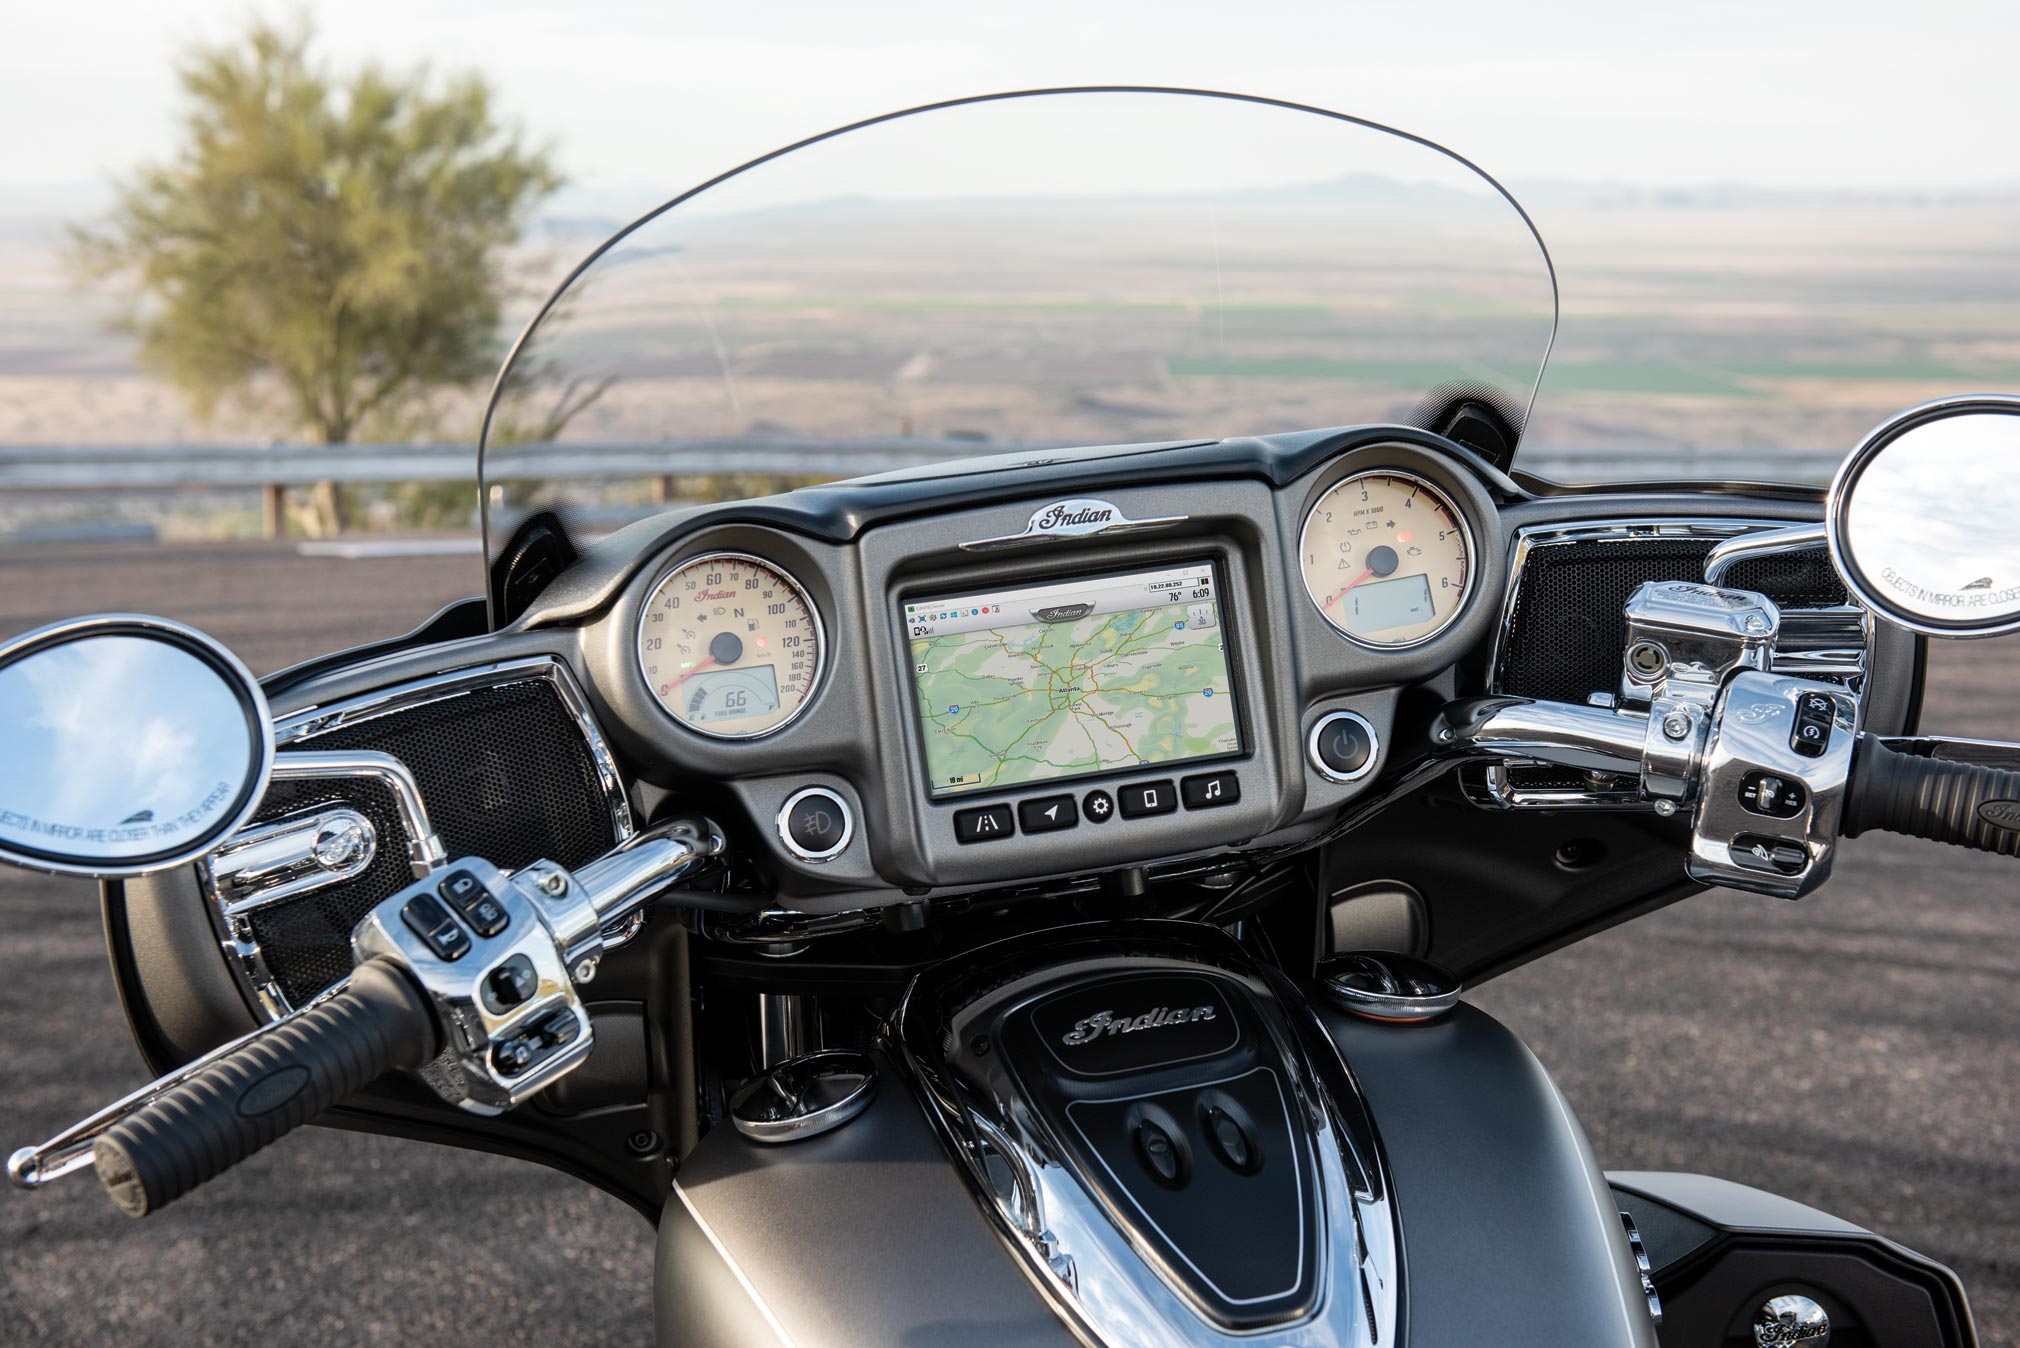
<box><xmin>1879</xmin><ymin>735</ymin><xmax>2020</xmax><ymax>772</ymax></box>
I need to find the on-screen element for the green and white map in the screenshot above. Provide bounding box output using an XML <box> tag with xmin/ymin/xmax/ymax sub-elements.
<box><xmin>907</xmin><ymin>565</ymin><xmax>1240</xmax><ymax>796</ymax></box>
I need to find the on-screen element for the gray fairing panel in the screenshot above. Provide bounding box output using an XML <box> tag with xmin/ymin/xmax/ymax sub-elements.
<box><xmin>658</xmin><ymin>1005</ymin><xmax>1659</xmax><ymax>1348</ymax></box>
<box><xmin>655</xmin><ymin>1052</ymin><xmax>1074</xmax><ymax>1348</ymax></box>
<box><xmin>1318</xmin><ymin>1001</ymin><xmax>1660</xmax><ymax>1348</ymax></box>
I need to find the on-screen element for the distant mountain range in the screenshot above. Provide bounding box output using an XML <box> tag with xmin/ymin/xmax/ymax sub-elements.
<box><xmin>5</xmin><ymin>173</ymin><xmax>2016</xmax><ymax>248</ymax></box>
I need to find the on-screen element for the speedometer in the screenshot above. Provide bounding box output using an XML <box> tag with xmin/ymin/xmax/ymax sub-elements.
<box><xmin>1299</xmin><ymin>470</ymin><xmax>1474</xmax><ymax>647</ymax></box>
<box><xmin>637</xmin><ymin>553</ymin><xmax>825</xmax><ymax>738</ymax></box>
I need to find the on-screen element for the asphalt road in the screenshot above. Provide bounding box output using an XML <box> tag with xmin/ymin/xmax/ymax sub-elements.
<box><xmin>0</xmin><ymin>541</ymin><xmax>2014</xmax><ymax>1346</ymax></box>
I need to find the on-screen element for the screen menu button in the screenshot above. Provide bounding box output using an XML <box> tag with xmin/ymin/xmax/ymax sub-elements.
<box><xmin>1118</xmin><ymin>780</ymin><xmax>1178</xmax><ymax>818</ymax></box>
<box><xmin>954</xmin><ymin>804</ymin><xmax>1016</xmax><ymax>843</ymax></box>
<box><xmin>1019</xmin><ymin>794</ymin><xmax>1079</xmax><ymax>833</ymax></box>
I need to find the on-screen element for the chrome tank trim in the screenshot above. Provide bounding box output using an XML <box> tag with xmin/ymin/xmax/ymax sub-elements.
<box><xmin>668</xmin><ymin>1181</ymin><xmax>803</xmax><ymax>1348</ymax></box>
<box><xmin>201</xmin><ymin>656</ymin><xmax>635</xmax><ymax>1020</ymax></box>
<box><xmin>889</xmin><ymin>922</ymin><xmax>1399</xmax><ymax>1348</ymax></box>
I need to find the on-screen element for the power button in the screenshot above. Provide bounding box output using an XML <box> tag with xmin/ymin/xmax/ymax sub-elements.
<box><xmin>777</xmin><ymin>787</ymin><xmax>854</xmax><ymax>863</ymax></box>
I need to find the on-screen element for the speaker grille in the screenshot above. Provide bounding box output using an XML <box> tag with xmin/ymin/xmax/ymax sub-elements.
<box><xmin>1496</xmin><ymin>534</ymin><xmax>1850</xmax><ymax>703</ymax></box>
<box><xmin>240</xmin><ymin>675</ymin><xmax>622</xmax><ymax>1007</ymax></box>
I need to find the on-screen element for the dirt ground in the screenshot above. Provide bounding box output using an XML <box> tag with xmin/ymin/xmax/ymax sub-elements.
<box><xmin>0</xmin><ymin>540</ymin><xmax>2014</xmax><ymax>1346</ymax></box>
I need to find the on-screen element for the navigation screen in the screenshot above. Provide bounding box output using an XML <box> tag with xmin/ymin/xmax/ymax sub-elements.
<box><xmin>905</xmin><ymin>562</ymin><xmax>1242</xmax><ymax>797</ymax></box>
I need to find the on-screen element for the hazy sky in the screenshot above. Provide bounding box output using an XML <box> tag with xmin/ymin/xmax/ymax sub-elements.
<box><xmin>6</xmin><ymin>0</ymin><xmax>2015</xmax><ymax>207</ymax></box>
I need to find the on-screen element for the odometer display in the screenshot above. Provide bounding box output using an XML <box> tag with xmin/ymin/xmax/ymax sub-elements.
<box><xmin>637</xmin><ymin>553</ymin><xmax>824</xmax><ymax>738</ymax></box>
<box><xmin>1299</xmin><ymin>470</ymin><xmax>1473</xmax><ymax>647</ymax></box>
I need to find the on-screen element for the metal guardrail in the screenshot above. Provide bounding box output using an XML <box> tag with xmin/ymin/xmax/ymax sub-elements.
<box><xmin>0</xmin><ymin>440</ymin><xmax>1850</xmax><ymax>543</ymax></box>
<box><xmin>0</xmin><ymin>437</ymin><xmax>989</xmax><ymax>491</ymax></box>
<box><xmin>0</xmin><ymin>439</ymin><xmax>1852</xmax><ymax>493</ymax></box>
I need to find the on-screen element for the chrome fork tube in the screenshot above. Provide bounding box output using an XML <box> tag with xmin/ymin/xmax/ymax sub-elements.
<box><xmin>758</xmin><ymin>993</ymin><xmax>819</xmax><ymax>1067</ymax></box>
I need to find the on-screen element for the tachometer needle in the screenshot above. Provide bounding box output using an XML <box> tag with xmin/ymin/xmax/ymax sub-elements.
<box><xmin>1325</xmin><ymin>569</ymin><xmax>1373</xmax><ymax>608</ymax></box>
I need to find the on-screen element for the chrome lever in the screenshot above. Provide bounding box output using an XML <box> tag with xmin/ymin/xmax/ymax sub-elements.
<box><xmin>9</xmin><ymin>817</ymin><xmax>724</xmax><ymax>1186</ymax></box>
<box><xmin>7</xmin><ymin>980</ymin><xmax>350</xmax><ymax>1189</ymax></box>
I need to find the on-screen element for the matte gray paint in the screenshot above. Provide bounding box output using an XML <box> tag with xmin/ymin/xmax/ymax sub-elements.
<box><xmin>1319</xmin><ymin>1002</ymin><xmax>1662</xmax><ymax>1348</ymax></box>
<box><xmin>657</xmin><ymin>1006</ymin><xmax>1661</xmax><ymax>1348</ymax></box>
<box><xmin>656</xmin><ymin>1053</ymin><xmax>1074</xmax><ymax>1348</ymax></box>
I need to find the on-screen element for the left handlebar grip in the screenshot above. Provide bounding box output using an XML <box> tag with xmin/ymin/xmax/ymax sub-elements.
<box><xmin>92</xmin><ymin>958</ymin><xmax>440</xmax><ymax>1217</ymax></box>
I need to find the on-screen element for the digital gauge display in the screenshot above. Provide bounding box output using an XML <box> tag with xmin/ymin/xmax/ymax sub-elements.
<box><xmin>637</xmin><ymin>553</ymin><xmax>824</xmax><ymax>738</ymax></box>
<box><xmin>1299</xmin><ymin>470</ymin><xmax>1473</xmax><ymax>647</ymax></box>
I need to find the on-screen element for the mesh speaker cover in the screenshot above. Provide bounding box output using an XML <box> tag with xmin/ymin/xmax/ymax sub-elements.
<box><xmin>243</xmin><ymin>679</ymin><xmax>620</xmax><ymax>1006</ymax></box>
<box><xmin>1497</xmin><ymin>537</ymin><xmax>1849</xmax><ymax>703</ymax></box>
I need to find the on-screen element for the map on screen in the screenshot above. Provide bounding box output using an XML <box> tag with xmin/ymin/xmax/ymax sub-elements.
<box><xmin>906</xmin><ymin>563</ymin><xmax>1241</xmax><ymax>796</ymax></box>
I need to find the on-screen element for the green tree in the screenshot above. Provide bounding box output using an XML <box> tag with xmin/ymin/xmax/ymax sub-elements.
<box><xmin>73</xmin><ymin>19</ymin><xmax>561</xmax><ymax>535</ymax></box>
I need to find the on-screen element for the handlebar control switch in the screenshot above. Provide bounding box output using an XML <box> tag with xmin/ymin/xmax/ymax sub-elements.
<box><xmin>1790</xmin><ymin>691</ymin><xmax>1837</xmax><ymax>758</ymax></box>
<box><xmin>1688</xmin><ymin>672</ymin><xmax>1857</xmax><ymax>898</ymax></box>
<box><xmin>355</xmin><ymin>856</ymin><xmax>597</xmax><ymax>1115</ymax></box>
<box><xmin>1738</xmin><ymin>771</ymin><xmax>1806</xmax><ymax>819</ymax></box>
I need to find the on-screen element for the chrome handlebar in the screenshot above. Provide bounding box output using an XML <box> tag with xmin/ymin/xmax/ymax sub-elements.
<box><xmin>1437</xmin><ymin>696</ymin><xmax>1646</xmax><ymax>778</ymax></box>
<box><xmin>8</xmin><ymin>816</ymin><xmax>724</xmax><ymax>1193</ymax></box>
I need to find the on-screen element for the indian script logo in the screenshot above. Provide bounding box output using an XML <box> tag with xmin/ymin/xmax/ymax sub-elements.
<box><xmin>1061</xmin><ymin>1004</ymin><xmax>1218</xmax><ymax>1046</ymax></box>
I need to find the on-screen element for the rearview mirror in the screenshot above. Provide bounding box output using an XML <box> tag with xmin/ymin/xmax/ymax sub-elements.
<box><xmin>1828</xmin><ymin>394</ymin><xmax>2020</xmax><ymax>638</ymax></box>
<box><xmin>0</xmin><ymin>616</ymin><xmax>274</xmax><ymax>878</ymax></box>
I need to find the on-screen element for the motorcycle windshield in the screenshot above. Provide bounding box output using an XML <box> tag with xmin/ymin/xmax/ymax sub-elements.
<box><xmin>478</xmin><ymin>88</ymin><xmax>1557</xmax><ymax>618</ymax></box>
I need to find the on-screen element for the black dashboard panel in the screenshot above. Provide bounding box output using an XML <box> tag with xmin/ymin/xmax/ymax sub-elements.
<box><xmin>204</xmin><ymin>423</ymin><xmax>1913</xmax><ymax>929</ymax></box>
<box><xmin>568</xmin><ymin>429</ymin><xmax>1509</xmax><ymax>908</ymax></box>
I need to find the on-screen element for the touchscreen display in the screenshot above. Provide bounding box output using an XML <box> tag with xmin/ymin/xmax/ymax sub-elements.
<box><xmin>905</xmin><ymin>561</ymin><xmax>1242</xmax><ymax>797</ymax></box>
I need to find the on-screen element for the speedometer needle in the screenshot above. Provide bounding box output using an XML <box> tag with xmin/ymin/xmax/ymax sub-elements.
<box><xmin>673</xmin><ymin>656</ymin><xmax>717</xmax><ymax>685</ymax></box>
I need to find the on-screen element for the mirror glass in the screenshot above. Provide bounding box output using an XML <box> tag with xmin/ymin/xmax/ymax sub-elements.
<box><xmin>0</xmin><ymin>620</ymin><xmax>273</xmax><ymax>875</ymax></box>
<box><xmin>1831</xmin><ymin>402</ymin><xmax>2020</xmax><ymax>637</ymax></box>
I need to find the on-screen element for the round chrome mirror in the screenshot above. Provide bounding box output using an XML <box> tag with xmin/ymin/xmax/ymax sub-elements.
<box><xmin>1827</xmin><ymin>395</ymin><xmax>2020</xmax><ymax>638</ymax></box>
<box><xmin>0</xmin><ymin>615</ymin><xmax>274</xmax><ymax>878</ymax></box>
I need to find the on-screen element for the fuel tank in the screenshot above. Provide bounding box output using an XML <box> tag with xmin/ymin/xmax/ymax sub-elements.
<box><xmin>655</xmin><ymin>923</ymin><xmax>1657</xmax><ymax>1348</ymax></box>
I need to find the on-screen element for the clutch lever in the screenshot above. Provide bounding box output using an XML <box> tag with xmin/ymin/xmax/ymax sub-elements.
<box><xmin>8</xmin><ymin>816</ymin><xmax>725</xmax><ymax>1205</ymax></box>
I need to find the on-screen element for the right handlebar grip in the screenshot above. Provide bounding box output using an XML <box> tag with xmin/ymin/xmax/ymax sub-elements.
<box><xmin>1842</xmin><ymin>733</ymin><xmax>2020</xmax><ymax>857</ymax></box>
<box><xmin>93</xmin><ymin>958</ymin><xmax>440</xmax><ymax>1217</ymax></box>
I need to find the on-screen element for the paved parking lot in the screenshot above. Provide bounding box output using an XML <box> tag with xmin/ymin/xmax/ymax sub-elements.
<box><xmin>1</xmin><ymin>541</ymin><xmax>2014</xmax><ymax>1346</ymax></box>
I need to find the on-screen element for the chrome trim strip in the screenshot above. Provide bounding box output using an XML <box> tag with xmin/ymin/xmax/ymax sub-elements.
<box><xmin>210</xmin><ymin>804</ymin><xmax>377</xmax><ymax>916</ymax></box>
<box><xmin>207</xmin><ymin>655</ymin><xmax>636</xmax><ymax>1020</ymax></box>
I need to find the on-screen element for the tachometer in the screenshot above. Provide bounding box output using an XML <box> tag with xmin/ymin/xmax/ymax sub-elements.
<box><xmin>637</xmin><ymin>553</ymin><xmax>824</xmax><ymax>738</ymax></box>
<box><xmin>1299</xmin><ymin>470</ymin><xmax>1473</xmax><ymax>647</ymax></box>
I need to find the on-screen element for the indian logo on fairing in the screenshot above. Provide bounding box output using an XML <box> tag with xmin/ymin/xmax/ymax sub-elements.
<box><xmin>1060</xmin><ymin>1004</ymin><xmax>1218</xmax><ymax>1046</ymax></box>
